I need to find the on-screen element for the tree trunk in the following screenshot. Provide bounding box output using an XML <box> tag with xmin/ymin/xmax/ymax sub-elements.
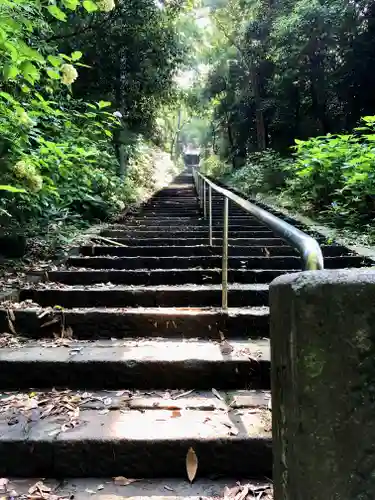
<box><xmin>174</xmin><ymin>108</ymin><xmax>182</xmax><ymax>160</ymax></box>
<box><xmin>250</xmin><ymin>67</ymin><xmax>267</xmax><ymax>151</ymax></box>
<box><xmin>226</xmin><ymin>115</ymin><xmax>236</xmax><ymax>169</ymax></box>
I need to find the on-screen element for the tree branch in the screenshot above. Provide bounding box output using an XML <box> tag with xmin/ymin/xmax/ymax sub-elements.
<box><xmin>44</xmin><ymin>13</ymin><xmax>113</xmax><ymax>43</ymax></box>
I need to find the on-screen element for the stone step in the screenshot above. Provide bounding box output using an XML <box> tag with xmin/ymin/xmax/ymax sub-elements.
<box><xmin>47</xmin><ymin>268</ymin><xmax>291</xmax><ymax>285</ymax></box>
<box><xmin>0</xmin><ymin>404</ymin><xmax>271</xmax><ymax>477</ymax></box>
<box><xmin>88</xmin><ymin>237</ymin><xmax>285</xmax><ymax>247</ymax></box>
<box><xmin>126</xmin><ymin>216</ymin><xmax>263</xmax><ymax>223</ymax></box>
<box><xmin>0</xmin><ymin>478</ymin><xmax>274</xmax><ymax>499</ymax></box>
<box><xmin>19</xmin><ymin>284</ymin><xmax>270</xmax><ymax>308</ymax></box>
<box><xmin>105</xmin><ymin>224</ymin><xmax>266</xmax><ymax>231</ymax></box>
<box><xmin>79</xmin><ymin>245</ymin><xmax>290</xmax><ymax>257</ymax></box>
<box><xmin>138</xmin><ymin>211</ymin><xmax>203</xmax><ymax>217</ymax></box>
<box><xmin>105</xmin><ymin>222</ymin><xmax>266</xmax><ymax>230</ymax></box>
<box><xmin>68</xmin><ymin>255</ymin><xmax>297</xmax><ymax>270</ymax></box>
<box><xmin>0</xmin><ymin>388</ymin><xmax>271</xmax><ymax>412</ymax></box>
<box><xmin>80</xmin><ymin>244</ymin><xmax>350</xmax><ymax>258</ymax></box>
<box><xmin>99</xmin><ymin>229</ymin><xmax>273</xmax><ymax>237</ymax></box>
<box><xmin>139</xmin><ymin>209</ymin><xmax>248</xmax><ymax>216</ymax></box>
<box><xmin>0</xmin><ymin>306</ymin><xmax>269</xmax><ymax>339</ymax></box>
<box><xmin>0</xmin><ymin>338</ymin><xmax>270</xmax><ymax>390</ymax></box>
<box><xmin>67</xmin><ymin>255</ymin><xmax>364</xmax><ymax>270</ymax></box>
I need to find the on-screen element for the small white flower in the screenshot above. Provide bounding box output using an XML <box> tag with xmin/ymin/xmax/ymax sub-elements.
<box><xmin>61</xmin><ymin>64</ymin><xmax>78</xmax><ymax>85</ymax></box>
<box><xmin>96</xmin><ymin>0</ymin><xmax>115</xmax><ymax>12</ymax></box>
<box><xmin>113</xmin><ymin>111</ymin><xmax>122</xmax><ymax>118</ymax></box>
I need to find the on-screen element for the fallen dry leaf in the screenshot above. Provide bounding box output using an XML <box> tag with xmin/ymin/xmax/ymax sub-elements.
<box><xmin>41</xmin><ymin>317</ymin><xmax>60</xmax><ymax>328</ymax></box>
<box><xmin>186</xmin><ymin>447</ymin><xmax>198</xmax><ymax>483</ymax></box>
<box><xmin>7</xmin><ymin>318</ymin><xmax>16</xmax><ymax>335</ymax></box>
<box><xmin>28</xmin><ymin>481</ymin><xmax>51</xmax><ymax>495</ymax></box>
<box><xmin>171</xmin><ymin>409</ymin><xmax>181</xmax><ymax>418</ymax></box>
<box><xmin>173</xmin><ymin>389</ymin><xmax>194</xmax><ymax>399</ymax></box>
<box><xmin>164</xmin><ymin>485</ymin><xmax>175</xmax><ymax>491</ymax></box>
<box><xmin>212</xmin><ymin>388</ymin><xmax>224</xmax><ymax>401</ymax></box>
<box><xmin>8</xmin><ymin>309</ymin><xmax>15</xmax><ymax>322</ymax></box>
<box><xmin>113</xmin><ymin>477</ymin><xmax>138</xmax><ymax>486</ymax></box>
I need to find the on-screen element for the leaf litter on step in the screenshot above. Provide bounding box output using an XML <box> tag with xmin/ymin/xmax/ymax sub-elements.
<box><xmin>186</xmin><ymin>447</ymin><xmax>198</xmax><ymax>482</ymax></box>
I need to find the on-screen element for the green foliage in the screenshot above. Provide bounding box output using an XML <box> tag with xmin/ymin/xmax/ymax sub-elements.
<box><xmin>198</xmin><ymin>0</ymin><xmax>375</xmax><ymax>163</ymax></box>
<box><xmin>284</xmin><ymin>117</ymin><xmax>375</xmax><ymax>224</ymax></box>
<box><xmin>0</xmin><ymin>0</ymin><xmax>190</xmax><ymax>242</ymax></box>
<box><xmin>200</xmin><ymin>154</ymin><xmax>231</xmax><ymax>177</ymax></box>
<box><xmin>56</xmin><ymin>0</ymin><xmax>189</xmax><ymax>136</ymax></box>
<box><xmin>227</xmin><ymin>150</ymin><xmax>292</xmax><ymax>195</ymax></box>
<box><xmin>222</xmin><ymin>117</ymin><xmax>375</xmax><ymax>228</ymax></box>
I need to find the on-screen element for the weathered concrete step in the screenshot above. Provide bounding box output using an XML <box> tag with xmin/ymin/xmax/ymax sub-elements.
<box><xmin>0</xmin><ymin>306</ymin><xmax>269</xmax><ymax>339</ymax></box>
<box><xmin>101</xmin><ymin>225</ymin><xmax>266</xmax><ymax>236</ymax></box>
<box><xmin>105</xmin><ymin>224</ymin><xmax>265</xmax><ymax>231</ymax></box>
<box><xmin>140</xmin><ymin>209</ymin><xmax>248</xmax><ymax>215</ymax></box>
<box><xmin>99</xmin><ymin>229</ymin><xmax>273</xmax><ymax>238</ymax></box>
<box><xmin>150</xmin><ymin>193</ymin><xmax>198</xmax><ymax>199</ymax></box>
<box><xmin>88</xmin><ymin>237</ymin><xmax>284</xmax><ymax>247</ymax></box>
<box><xmin>0</xmin><ymin>478</ymin><xmax>274</xmax><ymax>499</ymax></box>
<box><xmin>0</xmin><ymin>387</ymin><xmax>270</xmax><ymax>413</ymax></box>
<box><xmin>147</xmin><ymin>194</ymin><xmax>198</xmax><ymax>199</ymax></box>
<box><xmin>138</xmin><ymin>211</ymin><xmax>202</xmax><ymax>217</ymax></box>
<box><xmin>0</xmin><ymin>405</ymin><xmax>272</xmax><ymax>477</ymax></box>
<box><xmin>20</xmin><ymin>284</ymin><xmax>269</xmax><ymax>308</ymax></box>
<box><xmin>77</xmin><ymin>245</ymin><xmax>265</xmax><ymax>258</ymax></box>
<box><xmin>80</xmin><ymin>244</ymin><xmax>350</xmax><ymax>258</ymax></box>
<box><xmin>47</xmin><ymin>268</ymin><xmax>291</xmax><ymax>285</ymax></box>
<box><xmin>126</xmin><ymin>216</ymin><xmax>262</xmax><ymax>223</ymax></box>
<box><xmin>67</xmin><ymin>255</ymin><xmax>366</xmax><ymax>270</ymax></box>
<box><xmin>0</xmin><ymin>338</ymin><xmax>270</xmax><ymax>390</ymax></box>
<box><xmin>67</xmin><ymin>255</ymin><xmax>300</xmax><ymax>269</ymax></box>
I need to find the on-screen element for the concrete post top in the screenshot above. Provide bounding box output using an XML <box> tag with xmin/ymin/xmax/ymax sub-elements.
<box><xmin>270</xmin><ymin>268</ymin><xmax>375</xmax><ymax>291</ymax></box>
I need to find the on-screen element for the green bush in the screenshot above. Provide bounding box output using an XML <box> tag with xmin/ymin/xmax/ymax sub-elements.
<box><xmin>199</xmin><ymin>154</ymin><xmax>232</xmax><ymax>178</ymax></box>
<box><xmin>0</xmin><ymin>0</ymin><xmax>180</xmax><ymax>243</ymax></box>
<box><xmin>0</xmin><ymin>94</ymin><xmax>128</xmax><ymax>229</ymax></box>
<box><xmin>227</xmin><ymin>150</ymin><xmax>292</xmax><ymax>195</ymax></box>
<box><xmin>285</xmin><ymin>116</ymin><xmax>375</xmax><ymax>224</ymax></box>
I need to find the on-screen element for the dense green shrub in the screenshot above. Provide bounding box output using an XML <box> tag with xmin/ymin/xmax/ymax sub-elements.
<box><xmin>0</xmin><ymin>0</ymin><xmax>182</xmax><ymax>240</ymax></box>
<box><xmin>285</xmin><ymin>116</ymin><xmax>375</xmax><ymax>224</ymax></box>
<box><xmin>205</xmin><ymin>117</ymin><xmax>375</xmax><ymax>228</ymax></box>
<box><xmin>200</xmin><ymin>154</ymin><xmax>231</xmax><ymax>178</ymax></box>
<box><xmin>226</xmin><ymin>150</ymin><xmax>292</xmax><ymax>195</ymax></box>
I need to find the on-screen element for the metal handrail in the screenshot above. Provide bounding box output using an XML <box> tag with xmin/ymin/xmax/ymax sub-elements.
<box><xmin>192</xmin><ymin>167</ymin><xmax>324</xmax><ymax>310</ymax></box>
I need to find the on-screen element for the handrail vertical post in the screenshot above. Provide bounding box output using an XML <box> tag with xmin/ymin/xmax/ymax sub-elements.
<box><xmin>203</xmin><ymin>180</ymin><xmax>207</xmax><ymax>219</ymax></box>
<box><xmin>209</xmin><ymin>185</ymin><xmax>213</xmax><ymax>246</ymax></box>
<box><xmin>222</xmin><ymin>196</ymin><xmax>229</xmax><ymax>310</ymax></box>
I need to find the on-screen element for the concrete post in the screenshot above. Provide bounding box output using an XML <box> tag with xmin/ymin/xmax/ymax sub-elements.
<box><xmin>270</xmin><ymin>270</ymin><xmax>375</xmax><ymax>500</ymax></box>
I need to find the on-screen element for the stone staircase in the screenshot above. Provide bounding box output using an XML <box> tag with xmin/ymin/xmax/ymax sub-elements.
<box><xmin>0</xmin><ymin>168</ymin><xmax>368</xmax><ymax>485</ymax></box>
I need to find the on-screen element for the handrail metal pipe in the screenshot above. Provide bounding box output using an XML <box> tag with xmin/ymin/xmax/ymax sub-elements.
<box><xmin>203</xmin><ymin>180</ymin><xmax>207</xmax><ymax>219</ymax></box>
<box><xmin>208</xmin><ymin>185</ymin><xmax>213</xmax><ymax>246</ymax></box>
<box><xmin>194</xmin><ymin>169</ymin><xmax>324</xmax><ymax>271</ymax></box>
<box><xmin>222</xmin><ymin>196</ymin><xmax>229</xmax><ymax>310</ymax></box>
<box><xmin>191</xmin><ymin>167</ymin><xmax>323</xmax><ymax>309</ymax></box>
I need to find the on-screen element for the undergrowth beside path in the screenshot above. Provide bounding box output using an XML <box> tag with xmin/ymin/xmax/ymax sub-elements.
<box><xmin>200</xmin><ymin>116</ymin><xmax>375</xmax><ymax>247</ymax></box>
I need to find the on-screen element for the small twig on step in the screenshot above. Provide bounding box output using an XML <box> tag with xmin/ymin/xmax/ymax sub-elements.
<box><xmin>91</xmin><ymin>235</ymin><xmax>128</xmax><ymax>248</ymax></box>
